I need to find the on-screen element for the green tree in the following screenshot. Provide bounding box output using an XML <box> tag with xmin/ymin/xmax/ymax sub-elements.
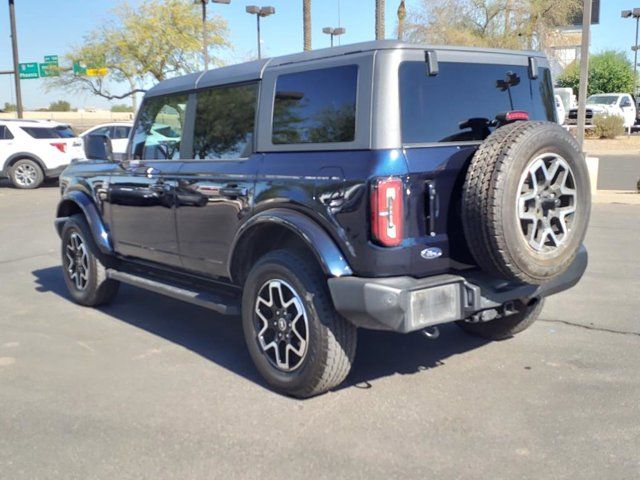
<box><xmin>47</xmin><ymin>0</ymin><xmax>229</xmax><ymax>108</ymax></box>
<box><xmin>111</xmin><ymin>104</ymin><xmax>134</xmax><ymax>113</ymax></box>
<box><xmin>49</xmin><ymin>100</ymin><xmax>71</xmax><ymax>112</ymax></box>
<box><xmin>557</xmin><ymin>51</ymin><xmax>634</xmax><ymax>96</ymax></box>
<box><xmin>3</xmin><ymin>102</ymin><xmax>17</xmax><ymax>112</ymax></box>
<box><xmin>404</xmin><ymin>0</ymin><xmax>579</xmax><ymax>50</ymax></box>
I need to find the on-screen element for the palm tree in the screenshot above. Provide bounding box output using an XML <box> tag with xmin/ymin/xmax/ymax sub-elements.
<box><xmin>375</xmin><ymin>0</ymin><xmax>385</xmax><ymax>40</ymax></box>
<box><xmin>303</xmin><ymin>0</ymin><xmax>312</xmax><ymax>51</ymax></box>
<box><xmin>397</xmin><ymin>0</ymin><xmax>406</xmax><ymax>41</ymax></box>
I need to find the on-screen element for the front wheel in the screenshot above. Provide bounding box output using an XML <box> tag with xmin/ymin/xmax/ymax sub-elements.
<box><xmin>242</xmin><ymin>250</ymin><xmax>356</xmax><ymax>398</ymax></box>
<box><xmin>61</xmin><ymin>214</ymin><xmax>120</xmax><ymax>307</ymax></box>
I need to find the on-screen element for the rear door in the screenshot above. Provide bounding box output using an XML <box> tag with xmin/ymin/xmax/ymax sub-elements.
<box><xmin>175</xmin><ymin>82</ymin><xmax>260</xmax><ymax>278</ymax></box>
<box><xmin>106</xmin><ymin>94</ymin><xmax>188</xmax><ymax>267</ymax></box>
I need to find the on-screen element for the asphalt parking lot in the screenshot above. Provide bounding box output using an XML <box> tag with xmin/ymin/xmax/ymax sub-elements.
<box><xmin>597</xmin><ymin>155</ymin><xmax>640</xmax><ymax>191</ymax></box>
<box><xmin>0</xmin><ymin>181</ymin><xmax>639</xmax><ymax>479</ymax></box>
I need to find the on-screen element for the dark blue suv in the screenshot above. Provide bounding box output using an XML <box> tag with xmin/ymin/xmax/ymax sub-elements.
<box><xmin>56</xmin><ymin>41</ymin><xmax>590</xmax><ymax>397</ymax></box>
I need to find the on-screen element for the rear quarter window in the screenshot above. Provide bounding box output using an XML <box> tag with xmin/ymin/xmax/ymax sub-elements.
<box><xmin>399</xmin><ymin>61</ymin><xmax>555</xmax><ymax>144</ymax></box>
<box><xmin>272</xmin><ymin>65</ymin><xmax>358</xmax><ymax>144</ymax></box>
<box><xmin>21</xmin><ymin>126</ymin><xmax>76</xmax><ymax>139</ymax></box>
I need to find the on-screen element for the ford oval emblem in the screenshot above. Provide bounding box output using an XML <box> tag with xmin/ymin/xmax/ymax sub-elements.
<box><xmin>420</xmin><ymin>247</ymin><xmax>442</xmax><ymax>260</ymax></box>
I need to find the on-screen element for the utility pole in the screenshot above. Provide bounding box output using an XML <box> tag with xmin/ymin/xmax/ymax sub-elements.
<box><xmin>576</xmin><ymin>0</ymin><xmax>592</xmax><ymax>151</ymax></box>
<box><xmin>303</xmin><ymin>0</ymin><xmax>311</xmax><ymax>51</ymax></box>
<box><xmin>8</xmin><ymin>0</ymin><xmax>24</xmax><ymax>118</ymax></box>
<box><xmin>375</xmin><ymin>0</ymin><xmax>385</xmax><ymax>40</ymax></box>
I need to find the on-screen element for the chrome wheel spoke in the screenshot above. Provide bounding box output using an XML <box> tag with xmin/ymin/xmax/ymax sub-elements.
<box><xmin>65</xmin><ymin>232</ymin><xmax>89</xmax><ymax>291</ymax></box>
<box><xmin>517</xmin><ymin>153</ymin><xmax>577</xmax><ymax>254</ymax></box>
<box><xmin>254</xmin><ymin>279</ymin><xmax>309</xmax><ymax>372</ymax></box>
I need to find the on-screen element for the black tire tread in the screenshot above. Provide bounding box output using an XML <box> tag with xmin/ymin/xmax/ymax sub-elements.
<box><xmin>462</xmin><ymin>121</ymin><xmax>585</xmax><ymax>284</ymax></box>
<box><xmin>245</xmin><ymin>250</ymin><xmax>356</xmax><ymax>398</ymax></box>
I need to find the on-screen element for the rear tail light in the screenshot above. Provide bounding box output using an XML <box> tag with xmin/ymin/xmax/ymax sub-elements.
<box><xmin>50</xmin><ymin>142</ymin><xmax>67</xmax><ymax>153</ymax></box>
<box><xmin>371</xmin><ymin>177</ymin><xmax>404</xmax><ymax>247</ymax></box>
<box><xmin>505</xmin><ymin>110</ymin><xmax>529</xmax><ymax>121</ymax></box>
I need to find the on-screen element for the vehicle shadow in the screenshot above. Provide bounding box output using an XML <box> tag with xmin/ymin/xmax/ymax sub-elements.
<box><xmin>32</xmin><ymin>266</ymin><xmax>489</xmax><ymax>395</ymax></box>
<box><xmin>0</xmin><ymin>178</ymin><xmax>59</xmax><ymax>189</ymax></box>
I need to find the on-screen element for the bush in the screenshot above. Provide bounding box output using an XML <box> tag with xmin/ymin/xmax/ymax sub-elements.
<box><xmin>592</xmin><ymin>113</ymin><xmax>624</xmax><ymax>139</ymax></box>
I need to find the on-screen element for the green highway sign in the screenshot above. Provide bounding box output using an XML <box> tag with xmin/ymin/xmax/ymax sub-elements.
<box><xmin>39</xmin><ymin>62</ymin><xmax>60</xmax><ymax>78</ymax></box>
<box><xmin>18</xmin><ymin>62</ymin><xmax>39</xmax><ymax>79</ymax></box>
<box><xmin>73</xmin><ymin>61</ymin><xmax>87</xmax><ymax>76</ymax></box>
<box><xmin>44</xmin><ymin>55</ymin><xmax>59</xmax><ymax>64</ymax></box>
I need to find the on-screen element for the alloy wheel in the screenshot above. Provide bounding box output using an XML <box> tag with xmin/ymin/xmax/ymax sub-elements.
<box><xmin>517</xmin><ymin>153</ymin><xmax>577</xmax><ymax>253</ymax></box>
<box><xmin>14</xmin><ymin>163</ymin><xmax>38</xmax><ymax>187</ymax></box>
<box><xmin>64</xmin><ymin>232</ymin><xmax>89</xmax><ymax>291</ymax></box>
<box><xmin>254</xmin><ymin>279</ymin><xmax>309</xmax><ymax>372</ymax></box>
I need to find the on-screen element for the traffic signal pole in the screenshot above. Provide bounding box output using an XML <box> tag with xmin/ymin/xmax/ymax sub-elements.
<box><xmin>8</xmin><ymin>0</ymin><xmax>24</xmax><ymax>118</ymax></box>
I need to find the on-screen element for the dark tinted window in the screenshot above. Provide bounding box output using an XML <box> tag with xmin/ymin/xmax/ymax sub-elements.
<box><xmin>113</xmin><ymin>126</ymin><xmax>131</xmax><ymax>139</ymax></box>
<box><xmin>0</xmin><ymin>125</ymin><xmax>13</xmax><ymax>140</ymax></box>
<box><xmin>272</xmin><ymin>65</ymin><xmax>357</xmax><ymax>144</ymax></box>
<box><xmin>399</xmin><ymin>62</ymin><xmax>555</xmax><ymax>143</ymax></box>
<box><xmin>91</xmin><ymin>126</ymin><xmax>111</xmax><ymax>137</ymax></box>
<box><xmin>193</xmin><ymin>83</ymin><xmax>258</xmax><ymax>159</ymax></box>
<box><xmin>21</xmin><ymin>125</ymin><xmax>75</xmax><ymax>139</ymax></box>
<box><xmin>131</xmin><ymin>95</ymin><xmax>187</xmax><ymax>160</ymax></box>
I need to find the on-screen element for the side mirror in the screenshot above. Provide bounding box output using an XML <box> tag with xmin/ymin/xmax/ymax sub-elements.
<box><xmin>85</xmin><ymin>134</ymin><xmax>114</xmax><ymax>162</ymax></box>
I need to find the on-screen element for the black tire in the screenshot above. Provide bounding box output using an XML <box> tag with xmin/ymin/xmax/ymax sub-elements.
<box><xmin>61</xmin><ymin>214</ymin><xmax>120</xmax><ymax>307</ymax></box>
<box><xmin>456</xmin><ymin>298</ymin><xmax>544</xmax><ymax>340</ymax></box>
<box><xmin>10</xmin><ymin>158</ymin><xmax>44</xmax><ymax>189</ymax></box>
<box><xmin>462</xmin><ymin>121</ymin><xmax>591</xmax><ymax>285</ymax></box>
<box><xmin>242</xmin><ymin>250</ymin><xmax>357</xmax><ymax>398</ymax></box>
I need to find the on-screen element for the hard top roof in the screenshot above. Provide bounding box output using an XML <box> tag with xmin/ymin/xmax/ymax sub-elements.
<box><xmin>146</xmin><ymin>40</ymin><xmax>547</xmax><ymax>98</ymax></box>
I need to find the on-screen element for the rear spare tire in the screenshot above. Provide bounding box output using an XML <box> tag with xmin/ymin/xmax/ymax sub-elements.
<box><xmin>462</xmin><ymin>121</ymin><xmax>590</xmax><ymax>285</ymax></box>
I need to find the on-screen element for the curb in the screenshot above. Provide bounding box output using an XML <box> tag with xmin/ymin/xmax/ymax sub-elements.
<box><xmin>592</xmin><ymin>190</ymin><xmax>640</xmax><ymax>205</ymax></box>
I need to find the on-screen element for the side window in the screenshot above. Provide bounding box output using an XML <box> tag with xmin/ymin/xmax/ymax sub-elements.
<box><xmin>91</xmin><ymin>126</ymin><xmax>111</xmax><ymax>137</ymax></box>
<box><xmin>0</xmin><ymin>125</ymin><xmax>14</xmax><ymax>140</ymax></box>
<box><xmin>620</xmin><ymin>97</ymin><xmax>631</xmax><ymax>108</ymax></box>
<box><xmin>131</xmin><ymin>94</ymin><xmax>187</xmax><ymax>160</ymax></box>
<box><xmin>193</xmin><ymin>83</ymin><xmax>258</xmax><ymax>160</ymax></box>
<box><xmin>113</xmin><ymin>126</ymin><xmax>131</xmax><ymax>139</ymax></box>
<box><xmin>272</xmin><ymin>65</ymin><xmax>358</xmax><ymax>144</ymax></box>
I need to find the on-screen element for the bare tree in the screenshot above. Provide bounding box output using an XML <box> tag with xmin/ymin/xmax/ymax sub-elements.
<box><xmin>303</xmin><ymin>0</ymin><xmax>312</xmax><ymax>51</ymax></box>
<box><xmin>404</xmin><ymin>0</ymin><xmax>579</xmax><ymax>51</ymax></box>
<box><xmin>375</xmin><ymin>0</ymin><xmax>385</xmax><ymax>40</ymax></box>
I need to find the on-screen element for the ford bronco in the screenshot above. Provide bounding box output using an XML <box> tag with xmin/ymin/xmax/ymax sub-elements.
<box><xmin>55</xmin><ymin>41</ymin><xmax>590</xmax><ymax>397</ymax></box>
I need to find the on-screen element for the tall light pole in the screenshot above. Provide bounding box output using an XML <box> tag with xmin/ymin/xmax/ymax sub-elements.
<box><xmin>576</xmin><ymin>0</ymin><xmax>592</xmax><ymax>151</ymax></box>
<box><xmin>246</xmin><ymin>6</ymin><xmax>275</xmax><ymax>59</ymax></box>
<box><xmin>622</xmin><ymin>8</ymin><xmax>640</xmax><ymax>97</ymax></box>
<box><xmin>303</xmin><ymin>0</ymin><xmax>311</xmax><ymax>51</ymax></box>
<box><xmin>8</xmin><ymin>0</ymin><xmax>23</xmax><ymax>118</ymax></box>
<box><xmin>322</xmin><ymin>27</ymin><xmax>345</xmax><ymax>47</ymax></box>
<box><xmin>194</xmin><ymin>0</ymin><xmax>231</xmax><ymax>71</ymax></box>
<box><xmin>375</xmin><ymin>0</ymin><xmax>385</xmax><ymax>40</ymax></box>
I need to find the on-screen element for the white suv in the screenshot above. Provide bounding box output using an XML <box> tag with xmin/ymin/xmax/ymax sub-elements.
<box><xmin>0</xmin><ymin>120</ymin><xmax>84</xmax><ymax>189</ymax></box>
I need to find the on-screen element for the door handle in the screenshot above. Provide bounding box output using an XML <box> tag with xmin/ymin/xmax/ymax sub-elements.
<box><xmin>219</xmin><ymin>185</ymin><xmax>248</xmax><ymax>197</ymax></box>
<box><xmin>146</xmin><ymin>166</ymin><xmax>160</xmax><ymax>178</ymax></box>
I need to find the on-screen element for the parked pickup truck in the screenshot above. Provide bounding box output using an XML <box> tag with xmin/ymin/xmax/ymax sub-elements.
<box><xmin>566</xmin><ymin>93</ymin><xmax>637</xmax><ymax>129</ymax></box>
<box><xmin>55</xmin><ymin>41</ymin><xmax>590</xmax><ymax>397</ymax></box>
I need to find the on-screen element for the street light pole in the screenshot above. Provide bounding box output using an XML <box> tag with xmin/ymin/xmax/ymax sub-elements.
<box><xmin>246</xmin><ymin>6</ymin><xmax>275</xmax><ymax>59</ymax></box>
<box><xmin>622</xmin><ymin>8</ymin><xmax>640</xmax><ymax>97</ymax></box>
<box><xmin>195</xmin><ymin>0</ymin><xmax>230</xmax><ymax>71</ymax></box>
<box><xmin>576</xmin><ymin>0</ymin><xmax>592</xmax><ymax>151</ymax></box>
<box><xmin>8</xmin><ymin>0</ymin><xmax>23</xmax><ymax>118</ymax></box>
<box><xmin>322</xmin><ymin>27</ymin><xmax>346</xmax><ymax>47</ymax></box>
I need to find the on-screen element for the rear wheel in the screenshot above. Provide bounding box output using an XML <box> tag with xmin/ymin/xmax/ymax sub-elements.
<box><xmin>10</xmin><ymin>159</ymin><xmax>44</xmax><ymax>189</ymax></box>
<box><xmin>456</xmin><ymin>298</ymin><xmax>544</xmax><ymax>340</ymax></box>
<box><xmin>242</xmin><ymin>250</ymin><xmax>356</xmax><ymax>398</ymax></box>
<box><xmin>61</xmin><ymin>214</ymin><xmax>119</xmax><ymax>307</ymax></box>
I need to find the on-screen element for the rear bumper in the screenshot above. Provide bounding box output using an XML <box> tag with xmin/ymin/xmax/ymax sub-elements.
<box><xmin>329</xmin><ymin>246</ymin><xmax>587</xmax><ymax>333</ymax></box>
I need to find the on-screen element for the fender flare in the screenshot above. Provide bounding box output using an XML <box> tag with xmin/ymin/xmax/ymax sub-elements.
<box><xmin>54</xmin><ymin>190</ymin><xmax>113</xmax><ymax>256</ymax></box>
<box><xmin>2</xmin><ymin>152</ymin><xmax>47</xmax><ymax>177</ymax></box>
<box><xmin>228</xmin><ymin>208</ymin><xmax>353</xmax><ymax>279</ymax></box>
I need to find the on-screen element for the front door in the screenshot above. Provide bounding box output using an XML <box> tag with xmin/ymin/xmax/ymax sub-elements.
<box><xmin>106</xmin><ymin>93</ymin><xmax>188</xmax><ymax>267</ymax></box>
<box><xmin>174</xmin><ymin>82</ymin><xmax>260</xmax><ymax>278</ymax></box>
